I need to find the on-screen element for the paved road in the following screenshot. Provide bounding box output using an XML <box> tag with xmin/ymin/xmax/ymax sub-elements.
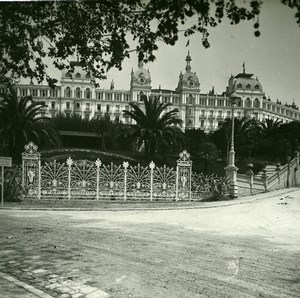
<box><xmin>0</xmin><ymin>188</ymin><xmax>299</xmax><ymax>297</ymax></box>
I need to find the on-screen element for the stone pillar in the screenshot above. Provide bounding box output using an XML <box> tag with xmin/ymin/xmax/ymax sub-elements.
<box><xmin>21</xmin><ymin>142</ymin><xmax>41</xmax><ymax>199</ymax></box>
<box><xmin>176</xmin><ymin>150</ymin><xmax>192</xmax><ymax>201</ymax></box>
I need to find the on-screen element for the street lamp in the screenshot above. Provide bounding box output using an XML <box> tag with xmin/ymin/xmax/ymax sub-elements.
<box><xmin>225</xmin><ymin>91</ymin><xmax>240</xmax><ymax>198</ymax></box>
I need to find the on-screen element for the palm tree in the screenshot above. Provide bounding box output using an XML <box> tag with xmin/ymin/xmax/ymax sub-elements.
<box><xmin>0</xmin><ymin>89</ymin><xmax>60</xmax><ymax>162</ymax></box>
<box><xmin>118</xmin><ymin>95</ymin><xmax>183</xmax><ymax>158</ymax></box>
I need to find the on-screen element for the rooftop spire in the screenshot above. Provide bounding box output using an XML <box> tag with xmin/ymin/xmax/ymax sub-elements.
<box><xmin>138</xmin><ymin>60</ymin><xmax>144</xmax><ymax>69</ymax></box>
<box><xmin>185</xmin><ymin>51</ymin><xmax>192</xmax><ymax>72</ymax></box>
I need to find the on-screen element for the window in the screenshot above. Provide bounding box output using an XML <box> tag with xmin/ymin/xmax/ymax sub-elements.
<box><xmin>200</xmin><ymin>98</ymin><xmax>206</xmax><ymax>105</ymax></box>
<box><xmin>254</xmin><ymin>84</ymin><xmax>260</xmax><ymax>90</ymax></box>
<box><xmin>187</xmin><ymin>94</ymin><xmax>194</xmax><ymax>105</ymax></box>
<box><xmin>209</xmin><ymin>120</ymin><xmax>213</xmax><ymax>127</ymax></box>
<box><xmin>254</xmin><ymin>98</ymin><xmax>260</xmax><ymax>108</ymax></box>
<box><xmin>200</xmin><ymin>110</ymin><xmax>205</xmax><ymax>117</ymax></box>
<box><xmin>209</xmin><ymin>110</ymin><xmax>214</xmax><ymax>117</ymax></box>
<box><xmin>217</xmin><ymin>99</ymin><xmax>223</xmax><ymax>107</ymax></box>
<box><xmin>65</xmin><ymin>72</ymin><xmax>72</xmax><ymax>78</ymax></box>
<box><xmin>30</xmin><ymin>89</ymin><xmax>38</xmax><ymax>97</ymax></box>
<box><xmin>106</xmin><ymin>105</ymin><xmax>110</xmax><ymax>113</ymax></box>
<box><xmin>226</xmin><ymin>111</ymin><xmax>231</xmax><ymax>118</ymax></box>
<box><xmin>84</xmin><ymin>114</ymin><xmax>89</xmax><ymax>120</ymax></box>
<box><xmin>51</xmin><ymin>102</ymin><xmax>55</xmax><ymax>109</ymax></box>
<box><xmin>200</xmin><ymin>120</ymin><xmax>204</xmax><ymax>127</ymax></box>
<box><xmin>85</xmin><ymin>73</ymin><xmax>91</xmax><ymax>79</ymax></box>
<box><xmin>20</xmin><ymin>89</ymin><xmax>28</xmax><ymax>96</ymax></box>
<box><xmin>246</xmin><ymin>84</ymin><xmax>251</xmax><ymax>89</ymax></box>
<box><xmin>53</xmin><ymin>89</ymin><xmax>59</xmax><ymax>97</ymax></box>
<box><xmin>97</xmin><ymin>104</ymin><xmax>101</xmax><ymax>111</ymax></box>
<box><xmin>237</xmin><ymin>83</ymin><xmax>242</xmax><ymax>89</ymax></box>
<box><xmin>66</xmin><ymin>102</ymin><xmax>70</xmax><ymax>110</ymax></box>
<box><xmin>75</xmin><ymin>87</ymin><xmax>81</xmax><ymax>98</ymax></box>
<box><xmin>106</xmin><ymin>93</ymin><xmax>112</xmax><ymax>101</ymax></box>
<box><xmin>65</xmin><ymin>87</ymin><xmax>71</xmax><ymax>98</ymax></box>
<box><xmin>138</xmin><ymin>91</ymin><xmax>144</xmax><ymax>102</ymax></box>
<box><xmin>86</xmin><ymin>103</ymin><xmax>90</xmax><ymax>110</ymax></box>
<box><xmin>245</xmin><ymin>98</ymin><xmax>251</xmax><ymax>108</ymax></box>
<box><xmin>115</xmin><ymin>116</ymin><xmax>120</xmax><ymax>123</ymax></box>
<box><xmin>85</xmin><ymin>88</ymin><xmax>91</xmax><ymax>99</ymax></box>
<box><xmin>41</xmin><ymin>89</ymin><xmax>48</xmax><ymax>97</ymax></box>
<box><xmin>76</xmin><ymin>102</ymin><xmax>80</xmax><ymax>109</ymax></box>
<box><xmin>75</xmin><ymin>72</ymin><xmax>81</xmax><ymax>78</ymax></box>
<box><xmin>116</xmin><ymin>105</ymin><xmax>120</xmax><ymax>113</ymax></box>
<box><xmin>115</xmin><ymin>93</ymin><xmax>121</xmax><ymax>101</ymax></box>
<box><xmin>65</xmin><ymin>112</ymin><xmax>71</xmax><ymax>117</ymax></box>
<box><xmin>208</xmin><ymin>99</ymin><xmax>215</xmax><ymax>106</ymax></box>
<box><xmin>218</xmin><ymin>111</ymin><xmax>222</xmax><ymax>118</ymax></box>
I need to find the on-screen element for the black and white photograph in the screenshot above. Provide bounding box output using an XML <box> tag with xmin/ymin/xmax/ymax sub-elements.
<box><xmin>0</xmin><ymin>1</ymin><xmax>299</xmax><ymax>297</ymax></box>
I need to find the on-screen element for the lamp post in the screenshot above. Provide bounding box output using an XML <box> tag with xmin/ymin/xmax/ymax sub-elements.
<box><xmin>225</xmin><ymin>92</ymin><xmax>240</xmax><ymax>198</ymax></box>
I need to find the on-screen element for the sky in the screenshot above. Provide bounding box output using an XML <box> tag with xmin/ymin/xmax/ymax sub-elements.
<box><xmin>23</xmin><ymin>0</ymin><xmax>300</xmax><ymax>105</ymax></box>
<box><xmin>100</xmin><ymin>0</ymin><xmax>300</xmax><ymax>105</ymax></box>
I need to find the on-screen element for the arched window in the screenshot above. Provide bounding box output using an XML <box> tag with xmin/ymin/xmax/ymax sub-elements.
<box><xmin>75</xmin><ymin>72</ymin><xmax>81</xmax><ymax>78</ymax></box>
<box><xmin>138</xmin><ymin>91</ymin><xmax>144</xmax><ymax>102</ymax></box>
<box><xmin>65</xmin><ymin>87</ymin><xmax>71</xmax><ymax>98</ymax></box>
<box><xmin>85</xmin><ymin>88</ymin><xmax>91</xmax><ymax>99</ymax></box>
<box><xmin>187</xmin><ymin>94</ymin><xmax>194</xmax><ymax>105</ymax></box>
<box><xmin>237</xmin><ymin>83</ymin><xmax>242</xmax><ymax>89</ymax></box>
<box><xmin>254</xmin><ymin>98</ymin><xmax>260</xmax><ymax>108</ymax></box>
<box><xmin>246</xmin><ymin>84</ymin><xmax>251</xmax><ymax>89</ymax></box>
<box><xmin>245</xmin><ymin>98</ymin><xmax>251</xmax><ymax>108</ymax></box>
<box><xmin>75</xmin><ymin>87</ymin><xmax>81</xmax><ymax>98</ymax></box>
<box><xmin>254</xmin><ymin>84</ymin><xmax>260</xmax><ymax>90</ymax></box>
<box><xmin>85</xmin><ymin>73</ymin><xmax>91</xmax><ymax>79</ymax></box>
<box><xmin>65</xmin><ymin>72</ymin><xmax>71</xmax><ymax>78</ymax></box>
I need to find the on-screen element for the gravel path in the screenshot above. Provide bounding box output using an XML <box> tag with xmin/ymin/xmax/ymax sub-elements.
<box><xmin>0</xmin><ymin>189</ymin><xmax>299</xmax><ymax>297</ymax></box>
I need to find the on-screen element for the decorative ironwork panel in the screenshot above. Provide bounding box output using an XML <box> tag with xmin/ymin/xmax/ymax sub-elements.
<box><xmin>127</xmin><ymin>164</ymin><xmax>151</xmax><ymax>199</ymax></box>
<box><xmin>98</xmin><ymin>162</ymin><xmax>124</xmax><ymax>199</ymax></box>
<box><xmin>70</xmin><ymin>160</ymin><xmax>97</xmax><ymax>198</ymax></box>
<box><xmin>41</xmin><ymin>160</ymin><xmax>68</xmax><ymax>198</ymax></box>
<box><xmin>22</xmin><ymin>142</ymin><xmax>41</xmax><ymax>198</ymax></box>
<box><xmin>153</xmin><ymin>165</ymin><xmax>176</xmax><ymax>199</ymax></box>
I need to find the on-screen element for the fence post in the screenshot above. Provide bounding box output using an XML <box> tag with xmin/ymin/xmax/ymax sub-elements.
<box><xmin>66</xmin><ymin>157</ymin><xmax>73</xmax><ymax>200</ymax></box>
<box><xmin>149</xmin><ymin>161</ymin><xmax>155</xmax><ymax>202</ymax></box>
<box><xmin>262</xmin><ymin>169</ymin><xmax>268</xmax><ymax>192</ymax></box>
<box><xmin>286</xmin><ymin>156</ymin><xmax>291</xmax><ymax>188</ymax></box>
<box><xmin>123</xmin><ymin>161</ymin><xmax>129</xmax><ymax>201</ymax></box>
<box><xmin>246</xmin><ymin>163</ymin><xmax>254</xmax><ymax>195</ymax></box>
<box><xmin>21</xmin><ymin>142</ymin><xmax>41</xmax><ymax>199</ymax></box>
<box><xmin>95</xmin><ymin>159</ymin><xmax>101</xmax><ymax>200</ymax></box>
<box><xmin>176</xmin><ymin>150</ymin><xmax>192</xmax><ymax>201</ymax></box>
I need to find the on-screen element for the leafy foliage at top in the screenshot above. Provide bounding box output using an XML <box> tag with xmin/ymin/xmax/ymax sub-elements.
<box><xmin>1</xmin><ymin>0</ymin><xmax>299</xmax><ymax>86</ymax></box>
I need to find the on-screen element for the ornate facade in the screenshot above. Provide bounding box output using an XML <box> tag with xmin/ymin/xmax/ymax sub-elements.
<box><xmin>2</xmin><ymin>54</ymin><xmax>300</xmax><ymax>131</ymax></box>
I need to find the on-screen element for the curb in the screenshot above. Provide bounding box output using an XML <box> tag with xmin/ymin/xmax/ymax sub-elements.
<box><xmin>0</xmin><ymin>271</ymin><xmax>53</xmax><ymax>298</ymax></box>
<box><xmin>0</xmin><ymin>188</ymin><xmax>298</xmax><ymax>212</ymax></box>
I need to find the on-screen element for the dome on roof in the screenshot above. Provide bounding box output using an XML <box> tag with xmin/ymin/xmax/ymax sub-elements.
<box><xmin>131</xmin><ymin>61</ymin><xmax>151</xmax><ymax>87</ymax></box>
<box><xmin>176</xmin><ymin>52</ymin><xmax>200</xmax><ymax>92</ymax></box>
<box><xmin>233</xmin><ymin>74</ymin><xmax>262</xmax><ymax>92</ymax></box>
<box><xmin>227</xmin><ymin>71</ymin><xmax>264</xmax><ymax>95</ymax></box>
<box><xmin>61</xmin><ymin>62</ymin><xmax>92</xmax><ymax>80</ymax></box>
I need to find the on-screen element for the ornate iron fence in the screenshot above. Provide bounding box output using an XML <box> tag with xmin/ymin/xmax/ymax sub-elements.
<box><xmin>21</xmin><ymin>142</ymin><xmax>227</xmax><ymax>201</ymax></box>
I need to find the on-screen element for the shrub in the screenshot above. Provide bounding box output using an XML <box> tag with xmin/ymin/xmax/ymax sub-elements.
<box><xmin>3</xmin><ymin>166</ymin><xmax>26</xmax><ymax>202</ymax></box>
